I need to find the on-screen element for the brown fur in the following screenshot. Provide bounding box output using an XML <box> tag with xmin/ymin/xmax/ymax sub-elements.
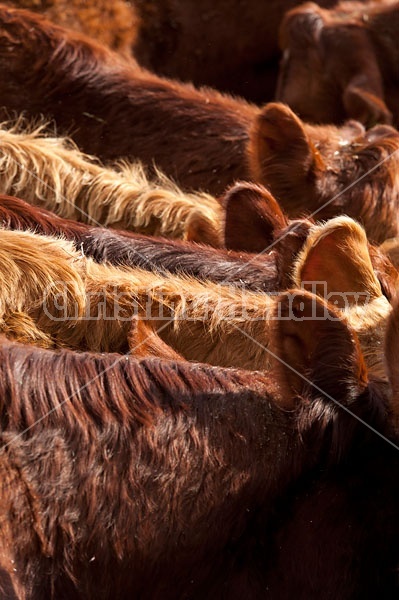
<box><xmin>384</xmin><ymin>295</ymin><xmax>399</xmax><ymax>432</ymax></box>
<box><xmin>0</xmin><ymin>226</ymin><xmax>391</xmax><ymax>378</ymax></box>
<box><xmin>222</xmin><ymin>182</ymin><xmax>289</xmax><ymax>253</ymax></box>
<box><xmin>271</xmin><ymin>290</ymin><xmax>369</xmax><ymax>404</ymax></box>
<box><xmin>0</xmin><ymin>228</ymin><xmax>279</xmax><ymax>367</ymax></box>
<box><xmin>5</xmin><ymin>0</ymin><xmax>138</xmax><ymax>55</ymax></box>
<box><xmin>277</xmin><ymin>1</ymin><xmax>399</xmax><ymax>127</ymax></box>
<box><xmin>368</xmin><ymin>242</ymin><xmax>399</xmax><ymax>301</ymax></box>
<box><xmin>0</xmin><ymin>292</ymin><xmax>390</xmax><ymax>598</ymax></box>
<box><xmin>132</xmin><ymin>0</ymin><xmax>366</xmax><ymax>103</ymax></box>
<box><xmin>6</xmin><ymin>190</ymin><xmax>397</xmax><ymax>308</ymax></box>
<box><xmin>0</xmin><ymin>194</ymin><xmax>287</xmax><ymax>294</ymax></box>
<box><xmin>248</xmin><ymin>103</ymin><xmax>399</xmax><ymax>243</ymax></box>
<box><xmin>127</xmin><ymin>317</ymin><xmax>185</xmax><ymax>361</ymax></box>
<box><xmin>0</xmin><ymin>5</ymin><xmax>396</xmax><ymax>206</ymax></box>
<box><xmin>295</xmin><ymin>216</ymin><xmax>383</xmax><ymax>304</ymax></box>
<box><xmin>0</xmin><ymin>194</ymin><xmax>89</xmax><ymax>239</ymax></box>
<box><xmin>0</xmin><ymin>5</ymin><xmax>254</xmax><ymax>195</ymax></box>
<box><xmin>0</xmin><ymin>122</ymin><xmax>223</xmax><ymax>244</ymax></box>
<box><xmin>220</xmin><ymin>181</ymin><xmax>399</xmax><ymax>298</ymax></box>
<box><xmin>259</xmin><ymin>296</ymin><xmax>399</xmax><ymax>599</ymax></box>
<box><xmin>379</xmin><ymin>237</ymin><xmax>399</xmax><ymax>270</ymax></box>
<box><xmin>262</xmin><ymin>411</ymin><xmax>399</xmax><ymax>598</ymax></box>
<box><xmin>293</xmin><ymin>216</ymin><xmax>392</xmax><ymax>379</ymax></box>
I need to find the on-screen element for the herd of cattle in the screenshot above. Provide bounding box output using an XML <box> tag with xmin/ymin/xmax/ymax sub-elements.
<box><xmin>0</xmin><ymin>0</ymin><xmax>398</xmax><ymax>598</ymax></box>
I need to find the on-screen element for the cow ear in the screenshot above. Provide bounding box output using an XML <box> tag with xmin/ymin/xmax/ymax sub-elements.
<box><xmin>128</xmin><ymin>317</ymin><xmax>184</xmax><ymax>361</ymax></box>
<box><xmin>279</xmin><ymin>2</ymin><xmax>324</xmax><ymax>50</ymax></box>
<box><xmin>272</xmin><ymin>290</ymin><xmax>368</xmax><ymax>401</ymax></box>
<box><xmin>293</xmin><ymin>216</ymin><xmax>382</xmax><ymax>307</ymax></box>
<box><xmin>343</xmin><ymin>82</ymin><xmax>392</xmax><ymax>127</ymax></box>
<box><xmin>384</xmin><ymin>296</ymin><xmax>399</xmax><ymax>431</ymax></box>
<box><xmin>248</xmin><ymin>103</ymin><xmax>324</xmax><ymax>196</ymax></box>
<box><xmin>222</xmin><ymin>182</ymin><xmax>288</xmax><ymax>252</ymax></box>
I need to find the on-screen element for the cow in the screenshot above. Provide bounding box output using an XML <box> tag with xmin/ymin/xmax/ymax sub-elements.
<box><xmin>248</xmin><ymin>110</ymin><xmax>399</xmax><ymax>244</ymax></box>
<box><xmin>293</xmin><ymin>215</ymin><xmax>393</xmax><ymax>379</ymax></box>
<box><xmin>1</xmin><ymin>190</ymin><xmax>396</xmax><ymax>307</ymax></box>
<box><xmin>277</xmin><ymin>0</ymin><xmax>399</xmax><ymax>127</ymax></box>
<box><xmin>258</xmin><ymin>296</ymin><xmax>399</xmax><ymax>599</ymax></box>
<box><xmin>0</xmin><ymin>289</ymin><xmax>390</xmax><ymax>598</ymax></box>
<box><xmin>0</xmin><ymin>227</ymin><xmax>282</xmax><ymax>363</ymax></box>
<box><xmin>0</xmin><ymin>193</ymin><xmax>300</xmax><ymax>294</ymax></box>
<box><xmin>0</xmin><ymin>122</ymin><xmax>223</xmax><ymax>245</ymax></box>
<box><xmin>0</xmin><ymin>222</ymin><xmax>392</xmax><ymax>375</ymax></box>
<box><xmin>132</xmin><ymin>0</ymin><xmax>366</xmax><ymax>103</ymax></box>
<box><xmin>0</xmin><ymin>5</ymin><xmax>398</xmax><ymax>206</ymax></box>
<box><xmin>222</xmin><ymin>182</ymin><xmax>399</xmax><ymax>299</ymax></box>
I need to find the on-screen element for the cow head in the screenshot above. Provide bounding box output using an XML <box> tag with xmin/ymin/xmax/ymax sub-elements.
<box><xmin>276</xmin><ymin>1</ymin><xmax>392</xmax><ymax>127</ymax></box>
<box><xmin>271</xmin><ymin>289</ymin><xmax>368</xmax><ymax>405</ymax></box>
<box><xmin>292</xmin><ymin>216</ymin><xmax>392</xmax><ymax>379</ymax></box>
<box><xmin>269</xmin><ymin>288</ymin><xmax>393</xmax><ymax>460</ymax></box>
<box><xmin>248</xmin><ymin>102</ymin><xmax>399</xmax><ymax>243</ymax></box>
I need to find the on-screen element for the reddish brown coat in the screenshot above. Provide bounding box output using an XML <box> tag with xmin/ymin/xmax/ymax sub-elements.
<box><xmin>0</xmin><ymin>291</ymin><xmax>388</xmax><ymax>598</ymax></box>
<box><xmin>277</xmin><ymin>0</ymin><xmax>399</xmax><ymax>126</ymax></box>
<box><xmin>0</xmin><ymin>4</ymin><xmax>398</xmax><ymax>208</ymax></box>
<box><xmin>132</xmin><ymin>0</ymin><xmax>366</xmax><ymax>103</ymax></box>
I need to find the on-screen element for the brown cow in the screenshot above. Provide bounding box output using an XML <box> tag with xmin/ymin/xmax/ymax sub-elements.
<box><xmin>277</xmin><ymin>0</ymin><xmax>399</xmax><ymax>127</ymax></box>
<box><xmin>0</xmin><ymin>6</ymin><xmax>398</xmax><ymax>204</ymax></box>
<box><xmin>0</xmin><ymin>227</ymin><xmax>282</xmax><ymax>364</ymax></box>
<box><xmin>0</xmin><ymin>222</ymin><xmax>391</xmax><ymax>379</ymax></box>
<box><xmin>0</xmin><ymin>193</ymin><xmax>299</xmax><ymax>294</ymax></box>
<box><xmin>0</xmin><ymin>4</ymin><xmax>254</xmax><ymax>195</ymax></box>
<box><xmin>222</xmin><ymin>182</ymin><xmax>399</xmax><ymax>299</ymax></box>
<box><xmin>0</xmin><ymin>122</ymin><xmax>223</xmax><ymax>244</ymax></box>
<box><xmin>259</xmin><ymin>297</ymin><xmax>399</xmax><ymax>599</ymax></box>
<box><xmin>293</xmin><ymin>216</ymin><xmax>392</xmax><ymax>379</ymax></box>
<box><xmin>132</xmin><ymin>0</ymin><xmax>367</xmax><ymax>103</ymax></box>
<box><xmin>0</xmin><ymin>190</ymin><xmax>396</xmax><ymax>311</ymax></box>
<box><xmin>0</xmin><ymin>291</ymin><xmax>390</xmax><ymax>598</ymax></box>
<box><xmin>248</xmin><ymin>108</ymin><xmax>399</xmax><ymax>243</ymax></box>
